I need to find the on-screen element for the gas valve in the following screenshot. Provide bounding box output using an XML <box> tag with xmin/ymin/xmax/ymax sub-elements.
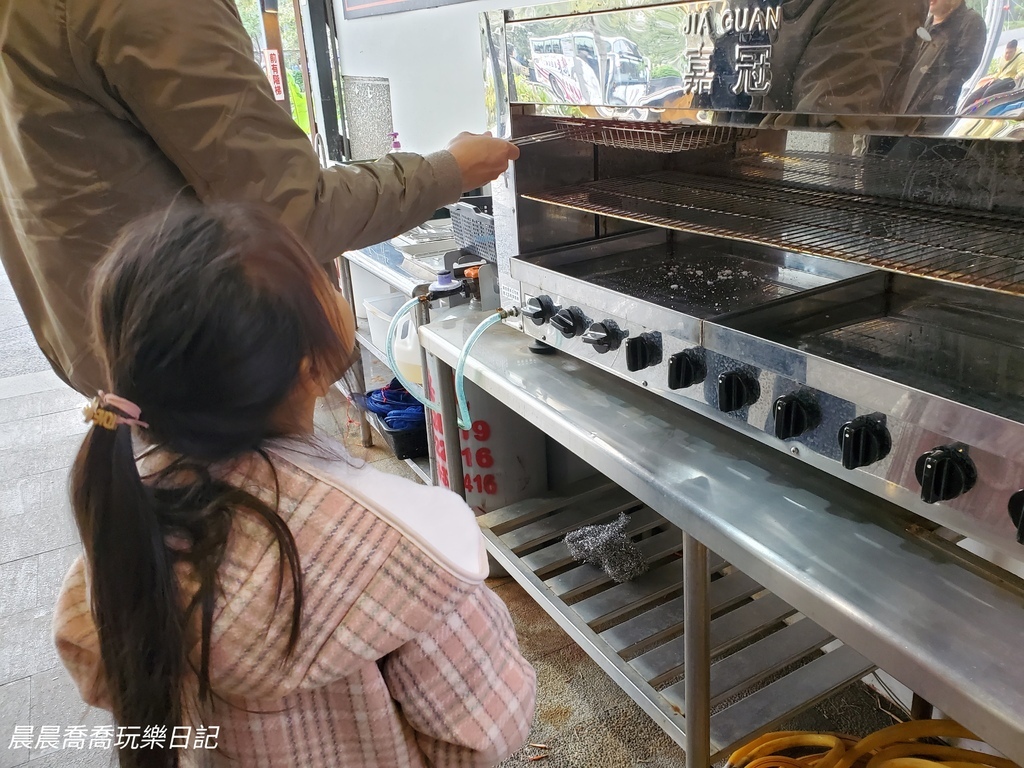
<box><xmin>521</xmin><ymin>295</ymin><xmax>559</xmax><ymax>325</ymax></box>
<box><xmin>718</xmin><ymin>370</ymin><xmax>760</xmax><ymax>412</ymax></box>
<box><xmin>550</xmin><ymin>306</ymin><xmax>590</xmax><ymax>339</ymax></box>
<box><xmin>838</xmin><ymin>414</ymin><xmax>891</xmax><ymax>470</ymax></box>
<box><xmin>915</xmin><ymin>443</ymin><xmax>977</xmax><ymax>504</ymax></box>
<box><xmin>625</xmin><ymin>332</ymin><xmax>662</xmax><ymax>372</ymax></box>
<box><xmin>582</xmin><ymin>319</ymin><xmax>627</xmax><ymax>354</ymax></box>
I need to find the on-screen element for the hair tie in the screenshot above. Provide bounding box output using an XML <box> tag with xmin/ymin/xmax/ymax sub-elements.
<box><xmin>83</xmin><ymin>391</ymin><xmax>149</xmax><ymax>431</ymax></box>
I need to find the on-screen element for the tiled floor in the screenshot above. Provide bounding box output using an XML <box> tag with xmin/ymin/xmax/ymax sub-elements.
<box><xmin>0</xmin><ymin>272</ymin><xmax>113</xmax><ymax>767</ymax></box>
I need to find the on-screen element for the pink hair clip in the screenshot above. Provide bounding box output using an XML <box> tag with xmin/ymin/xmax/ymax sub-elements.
<box><xmin>83</xmin><ymin>391</ymin><xmax>149</xmax><ymax>431</ymax></box>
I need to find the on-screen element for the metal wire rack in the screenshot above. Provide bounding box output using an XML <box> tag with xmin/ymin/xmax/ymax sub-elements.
<box><xmin>553</xmin><ymin>119</ymin><xmax>757</xmax><ymax>153</ymax></box>
<box><xmin>524</xmin><ymin>170</ymin><xmax>1024</xmax><ymax>295</ymax></box>
<box><xmin>723</xmin><ymin>151</ymin><xmax>1024</xmax><ymax>211</ymax></box>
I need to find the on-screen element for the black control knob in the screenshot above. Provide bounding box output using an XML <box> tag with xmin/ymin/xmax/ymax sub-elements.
<box><xmin>521</xmin><ymin>295</ymin><xmax>558</xmax><ymax>326</ymax></box>
<box><xmin>1008</xmin><ymin>491</ymin><xmax>1024</xmax><ymax>544</ymax></box>
<box><xmin>915</xmin><ymin>443</ymin><xmax>977</xmax><ymax>504</ymax></box>
<box><xmin>550</xmin><ymin>306</ymin><xmax>589</xmax><ymax>339</ymax></box>
<box><xmin>773</xmin><ymin>393</ymin><xmax>821</xmax><ymax>441</ymax></box>
<box><xmin>625</xmin><ymin>332</ymin><xmax>663</xmax><ymax>372</ymax></box>
<box><xmin>582</xmin><ymin>319</ymin><xmax>627</xmax><ymax>354</ymax></box>
<box><xmin>718</xmin><ymin>371</ymin><xmax>760</xmax><ymax>413</ymax></box>
<box><xmin>668</xmin><ymin>349</ymin><xmax>706</xmax><ymax>390</ymax></box>
<box><xmin>837</xmin><ymin>414</ymin><xmax>891</xmax><ymax>470</ymax></box>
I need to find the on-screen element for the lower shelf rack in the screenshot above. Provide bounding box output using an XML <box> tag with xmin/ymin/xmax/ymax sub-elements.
<box><xmin>479</xmin><ymin>476</ymin><xmax>875</xmax><ymax>760</ymax></box>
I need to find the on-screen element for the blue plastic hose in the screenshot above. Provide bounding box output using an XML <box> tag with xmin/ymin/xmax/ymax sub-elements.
<box><xmin>384</xmin><ymin>297</ymin><xmax>442</xmax><ymax>414</ymax></box>
<box><xmin>454</xmin><ymin>312</ymin><xmax>505</xmax><ymax>430</ymax></box>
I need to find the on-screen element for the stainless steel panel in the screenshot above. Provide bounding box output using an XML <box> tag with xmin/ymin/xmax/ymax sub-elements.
<box><xmin>630</xmin><ymin>580</ymin><xmax>784</xmax><ymax>685</ymax></box>
<box><xmin>709</xmin><ymin>645</ymin><xmax>875</xmax><ymax>756</ymax></box>
<box><xmin>499</xmin><ymin>0</ymin><xmax>1024</xmax><ymax>141</ymax></box>
<box><xmin>499</xmin><ymin>487</ymin><xmax>638</xmax><ymax>551</ymax></box>
<box><xmin>511</xmin><ymin>279</ymin><xmax>1024</xmax><ymax>550</ymax></box>
<box><xmin>599</xmin><ymin>569</ymin><xmax>763</xmax><ymax>655</ymax></box>
<box><xmin>477</xmin><ymin>475</ymin><xmax>615</xmax><ymax>532</ymax></box>
<box><xmin>659</xmin><ymin>593</ymin><xmax>802</xmax><ymax>708</ymax></box>
<box><xmin>572</xmin><ymin>561</ymin><xmax>682</xmax><ymax>625</ymax></box>
<box><xmin>510</xmin><ymin>114</ymin><xmax>598</xmax><ymax>255</ymax></box>
<box><xmin>707</xmin><ymin>619</ymin><xmax>835</xmax><ymax>704</ymax></box>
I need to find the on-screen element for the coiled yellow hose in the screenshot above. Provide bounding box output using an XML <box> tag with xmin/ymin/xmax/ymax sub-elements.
<box><xmin>726</xmin><ymin>720</ymin><xmax>1015</xmax><ymax>768</ymax></box>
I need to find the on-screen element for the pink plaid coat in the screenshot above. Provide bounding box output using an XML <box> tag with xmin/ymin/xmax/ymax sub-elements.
<box><xmin>53</xmin><ymin>440</ymin><xmax>537</xmax><ymax>766</ymax></box>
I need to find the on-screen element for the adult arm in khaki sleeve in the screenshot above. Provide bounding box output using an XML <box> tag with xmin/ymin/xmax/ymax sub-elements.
<box><xmin>76</xmin><ymin>0</ymin><xmax>513</xmax><ymax>263</ymax></box>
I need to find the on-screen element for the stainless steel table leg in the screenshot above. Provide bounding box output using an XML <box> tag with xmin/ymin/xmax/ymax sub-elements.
<box><xmin>684</xmin><ymin>532</ymin><xmax>712</xmax><ymax>768</ymax></box>
<box><xmin>413</xmin><ymin>301</ymin><xmax>438</xmax><ymax>485</ymax></box>
<box><xmin>432</xmin><ymin>356</ymin><xmax>466</xmax><ymax>500</ymax></box>
<box><xmin>337</xmin><ymin>256</ymin><xmax>372</xmax><ymax>448</ymax></box>
<box><xmin>911</xmin><ymin>693</ymin><xmax>934</xmax><ymax>721</ymax></box>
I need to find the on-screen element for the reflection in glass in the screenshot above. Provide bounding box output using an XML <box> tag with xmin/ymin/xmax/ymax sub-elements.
<box><xmin>493</xmin><ymin>0</ymin><xmax>1024</xmax><ymax>138</ymax></box>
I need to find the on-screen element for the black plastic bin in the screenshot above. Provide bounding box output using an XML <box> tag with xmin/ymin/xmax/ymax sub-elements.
<box><xmin>368</xmin><ymin>412</ymin><xmax>428</xmax><ymax>460</ymax></box>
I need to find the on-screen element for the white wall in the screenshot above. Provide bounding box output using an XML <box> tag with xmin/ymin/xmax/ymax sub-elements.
<box><xmin>335</xmin><ymin>0</ymin><xmax>512</xmax><ymax>154</ymax></box>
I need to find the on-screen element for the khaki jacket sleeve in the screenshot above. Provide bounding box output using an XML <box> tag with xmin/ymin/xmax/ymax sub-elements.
<box><xmin>73</xmin><ymin>0</ymin><xmax>462</xmax><ymax>263</ymax></box>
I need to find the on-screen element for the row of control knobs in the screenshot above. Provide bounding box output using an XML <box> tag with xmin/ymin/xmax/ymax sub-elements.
<box><xmin>523</xmin><ymin>296</ymin><xmax>988</xmax><ymax>509</ymax></box>
<box><xmin>524</xmin><ymin>298</ymin><xmax>662</xmax><ymax>370</ymax></box>
<box><xmin>671</xmin><ymin>353</ymin><xmax>978</xmax><ymax>505</ymax></box>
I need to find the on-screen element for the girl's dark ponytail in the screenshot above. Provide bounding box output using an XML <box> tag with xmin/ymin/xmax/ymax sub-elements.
<box><xmin>72</xmin><ymin>409</ymin><xmax>183</xmax><ymax>768</ymax></box>
<box><xmin>73</xmin><ymin>203</ymin><xmax>357</xmax><ymax>768</ymax></box>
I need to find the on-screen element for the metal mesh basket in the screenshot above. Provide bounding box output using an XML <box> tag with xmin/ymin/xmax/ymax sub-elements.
<box><xmin>555</xmin><ymin>119</ymin><xmax>756</xmax><ymax>154</ymax></box>
<box><xmin>449</xmin><ymin>202</ymin><xmax>496</xmax><ymax>262</ymax></box>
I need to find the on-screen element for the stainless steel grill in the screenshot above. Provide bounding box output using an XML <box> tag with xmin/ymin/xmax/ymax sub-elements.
<box><xmin>483</xmin><ymin>0</ymin><xmax>1024</xmax><ymax>759</ymax></box>
<box><xmin>524</xmin><ymin>171</ymin><xmax>1024</xmax><ymax>295</ymax></box>
<box><xmin>734</xmin><ymin>273</ymin><xmax>1024</xmax><ymax>419</ymax></box>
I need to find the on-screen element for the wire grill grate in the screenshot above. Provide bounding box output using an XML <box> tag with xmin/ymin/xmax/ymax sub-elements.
<box><xmin>524</xmin><ymin>171</ymin><xmax>1024</xmax><ymax>295</ymax></box>
<box><xmin>553</xmin><ymin>119</ymin><xmax>756</xmax><ymax>153</ymax></box>
<box><xmin>723</xmin><ymin>151</ymin><xmax>1024</xmax><ymax>212</ymax></box>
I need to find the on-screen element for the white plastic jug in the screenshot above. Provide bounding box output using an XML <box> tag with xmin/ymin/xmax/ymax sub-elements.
<box><xmin>392</xmin><ymin>314</ymin><xmax>423</xmax><ymax>386</ymax></box>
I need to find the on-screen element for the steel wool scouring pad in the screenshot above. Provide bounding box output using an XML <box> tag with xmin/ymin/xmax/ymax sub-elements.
<box><xmin>563</xmin><ymin>512</ymin><xmax>649</xmax><ymax>583</ymax></box>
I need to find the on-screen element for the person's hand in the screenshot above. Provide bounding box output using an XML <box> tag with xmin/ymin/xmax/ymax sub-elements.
<box><xmin>445</xmin><ymin>132</ymin><xmax>520</xmax><ymax>192</ymax></box>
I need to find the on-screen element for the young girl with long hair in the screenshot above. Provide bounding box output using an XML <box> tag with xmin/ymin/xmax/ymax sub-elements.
<box><xmin>53</xmin><ymin>203</ymin><xmax>536</xmax><ymax>767</ymax></box>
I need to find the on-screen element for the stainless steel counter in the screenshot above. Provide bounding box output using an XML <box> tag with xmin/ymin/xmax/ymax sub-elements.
<box><xmin>344</xmin><ymin>244</ymin><xmax>439</xmax><ymax>299</ymax></box>
<box><xmin>420</xmin><ymin>308</ymin><xmax>1024</xmax><ymax>764</ymax></box>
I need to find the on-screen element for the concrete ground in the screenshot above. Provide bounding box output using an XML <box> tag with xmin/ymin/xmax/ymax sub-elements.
<box><xmin>0</xmin><ymin>264</ymin><xmax>898</xmax><ymax>768</ymax></box>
